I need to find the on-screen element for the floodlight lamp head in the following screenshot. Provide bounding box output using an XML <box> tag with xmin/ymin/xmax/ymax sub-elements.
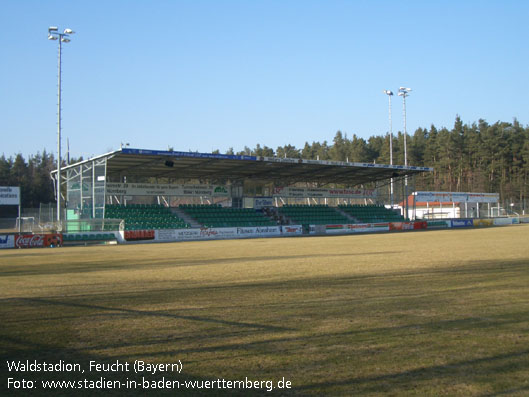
<box><xmin>399</xmin><ymin>87</ymin><xmax>412</xmax><ymax>92</ymax></box>
<box><xmin>48</xmin><ymin>26</ymin><xmax>58</xmax><ymax>32</ymax></box>
<box><xmin>383</xmin><ymin>90</ymin><xmax>393</xmax><ymax>96</ymax></box>
<box><xmin>64</xmin><ymin>28</ymin><xmax>75</xmax><ymax>34</ymax></box>
<box><xmin>61</xmin><ymin>37</ymin><xmax>71</xmax><ymax>43</ymax></box>
<box><xmin>48</xmin><ymin>34</ymin><xmax>58</xmax><ymax>40</ymax></box>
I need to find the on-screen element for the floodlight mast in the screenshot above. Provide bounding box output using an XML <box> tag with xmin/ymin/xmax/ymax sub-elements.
<box><xmin>48</xmin><ymin>26</ymin><xmax>74</xmax><ymax>225</ymax></box>
<box><xmin>398</xmin><ymin>87</ymin><xmax>412</xmax><ymax>220</ymax></box>
<box><xmin>383</xmin><ymin>90</ymin><xmax>394</xmax><ymax>206</ymax></box>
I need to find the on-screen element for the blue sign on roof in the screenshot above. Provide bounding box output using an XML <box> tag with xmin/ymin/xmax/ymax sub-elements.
<box><xmin>122</xmin><ymin>148</ymin><xmax>257</xmax><ymax>161</ymax></box>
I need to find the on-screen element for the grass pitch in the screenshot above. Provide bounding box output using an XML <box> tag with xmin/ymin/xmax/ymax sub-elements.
<box><xmin>1</xmin><ymin>225</ymin><xmax>529</xmax><ymax>396</ymax></box>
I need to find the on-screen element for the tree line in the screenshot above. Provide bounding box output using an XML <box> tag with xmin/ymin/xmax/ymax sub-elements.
<box><xmin>1</xmin><ymin>116</ymin><xmax>528</xmax><ymax>208</ymax></box>
<box><xmin>225</xmin><ymin>116</ymin><xmax>529</xmax><ymax>205</ymax></box>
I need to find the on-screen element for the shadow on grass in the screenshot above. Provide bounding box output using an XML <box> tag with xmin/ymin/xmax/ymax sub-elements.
<box><xmin>20</xmin><ymin>297</ymin><xmax>292</xmax><ymax>332</ymax></box>
<box><xmin>2</xmin><ymin>257</ymin><xmax>529</xmax><ymax>396</ymax></box>
<box><xmin>0</xmin><ymin>251</ymin><xmax>403</xmax><ymax>277</ymax></box>
<box><xmin>288</xmin><ymin>348</ymin><xmax>529</xmax><ymax>395</ymax></box>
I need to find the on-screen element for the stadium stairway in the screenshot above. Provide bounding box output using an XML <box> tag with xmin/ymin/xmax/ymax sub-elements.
<box><xmin>338</xmin><ymin>204</ymin><xmax>405</xmax><ymax>223</ymax></box>
<box><xmin>104</xmin><ymin>204</ymin><xmax>190</xmax><ymax>230</ymax></box>
<box><xmin>171</xmin><ymin>207</ymin><xmax>202</xmax><ymax>228</ymax></box>
<box><xmin>179</xmin><ymin>204</ymin><xmax>277</xmax><ymax>228</ymax></box>
<box><xmin>334</xmin><ymin>207</ymin><xmax>358</xmax><ymax>223</ymax></box>
<box><xmin>277</xmin><ymin>205</ymin><xmax>351</xmax><ymax>225</ymax></box>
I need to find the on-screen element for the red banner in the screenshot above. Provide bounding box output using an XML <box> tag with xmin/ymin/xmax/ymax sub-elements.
<box><xmin>124</xmin><ymin>230</ymin><xmax>155</xmax><ymax>241</ymax></box>
<box><xmin>15</xmin><ymin>234</ymin><xmax>63</xmax><ymax>248</ymax></box>
<box><xmin>389</xmin><ymin>221</ymin><xmax>427</xmax><ymax>231</ymax></box>
<box><xmin>413</xmin><ymin>221</ymin><xmax>428</xmax><ymax>230</ymax></box>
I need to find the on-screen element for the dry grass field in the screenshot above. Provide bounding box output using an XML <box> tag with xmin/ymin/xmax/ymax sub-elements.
<box><xmin>1</xmin><ymin>225</ymin><xmax>529</xmax><ymax>396</ymax></box>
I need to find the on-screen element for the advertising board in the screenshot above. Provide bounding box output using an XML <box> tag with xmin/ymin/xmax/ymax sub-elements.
<box><xmin>106</xmin><ymin>183</ymin><xmax>229</xmax><ymax>197</ymax></box>
<box><xmin>415</xmin><ymin>191</ymin><xmax>499</xmax><ymax>203</ymax></box>
<box><xmin>473</xmin><ymin>219</ymin><xmax>494</xmax><ymax>227</ymax></box>
<box><xmin>388</xmin><ymin>221</ymin><xmax>427</xmax><ymax>231</ymax></box>
<box><xmin>389</xmin><ymin>222</ymin><xmax>415</xmax><ymax>231</ymax></box>
<box><xmin>237</xmin><ymin>226</ymin><xmax>281</xmax><ymax>237</ymax></box>
<box><xmin>0</xmin><ymin>186</ymin><xmax>20</xmax><ymax>205</ymax></box>
<box><xmin>272</xmin><ymin>186</ymin><xmax>376</xmax><ymax>199</ymax></box>
<box><xmin>124</xmin><ymin>230</ymin><xmax>155</xmax><ymax>241</ymax></box>
<box><xmin>413</xmin><ymin>221</ymin><xmax>428</xmax><ymax>230</ymax></box>
<box><xmin>155</xmin><ymin>228</ymin><xmax>239</xmax><ymax>242</ymax></box>
<box><xmin>325</xmin><ymin>223</ymin><xmax>390</xmax><ymax>234</ymax></box>
<box><xmin>492</xmin><ymin>218</ymin><xmax>517</xmax><ymax>226</ymax></box>
<box><xmin>254</xmin><ymin>197</ymin><xmax>274</xmax><ymax>209</ymax></box>
<box><xmin>325</xmin><ymin>224</ymin><xmax>346</xmax><ymax>234</ymax></box>
<box><xmin>14</xmin><ymin>234</ymin><xmax>63</xmax><ymax>248</ymax></box>
<box><xmin>348</xmin><ymin>223</ymin><xmax>389</xmax><ymax>233</ymax></box>
<box><xmin>155</xmin><ymin>228</ymin><xmax>202</xmax><ymax>241</ymax></box>
<box><xmin>426</xmin><ymin>220</ymin><xmax>451</xmax><ymax>229</ymax></box>
<box><xmin>450</xmin><ymin>219</ymin><xmax>474</xmax><ymax>228</ymax></box>
<box><xmin>0</xmin><ymin>235</ymin><xmax>15</xmax><ymax>249</ymax></box>
<box><xmin>199</xmin><ymin>227</ymin><xmax>238</xmax><ymax>239</ymax></box>
<box><xmin>281</xmin><ymin>225</ymin><xmax>303</xmax><ymax>236</ymax></box>
<box><xmin>309</xmin><ymin>225</ymin><xmax>326</xmax><ymax>235</ymax></box>
<box><xmin>179</xmin><ymin>229</ymin><xmax>203</xmax><ymax>241</ymax></box>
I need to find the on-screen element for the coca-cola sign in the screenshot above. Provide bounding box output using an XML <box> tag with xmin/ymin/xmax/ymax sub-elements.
<box><xmin>15</xmin><ymin>234</ymin><xmax>62</xmax><ymax>248</ymax></box>
<box><xmin>15</xmin><ymin>234</ymin><xmax>45</xmax><ymax>248</ymax></box>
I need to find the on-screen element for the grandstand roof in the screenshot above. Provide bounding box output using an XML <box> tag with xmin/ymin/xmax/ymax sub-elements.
<box><xmin>57</xmin><ymin>148</ymin><xmax>433</xmax><ymax>185</ymax></box>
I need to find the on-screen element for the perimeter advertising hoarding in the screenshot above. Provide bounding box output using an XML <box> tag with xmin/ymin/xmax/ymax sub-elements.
<box><xmin>450</xmin><ymin>219</ymin><xmax>474</xmax><ymax>228</ymax></box>
<box><xmin>272</xmin><ymin>187</ymin><xmax>376</xmax><ymax>199</ymax></box>
<box><xmin>155</xmin><ymin>227</ymin><xmax>282</xmax><ymax>242</ymax></box>
<box><xmin>0</xmin><ymin>186</ymin><xmax>20</xmax><ymax>205</ymax></box>
<box><xmin>106</xmin><ymin>183</ymin><xmax>230</xmax><ymax>197</ymax></box>
<box><xmin>201</xmin><ymin>227</ymin><xmax>238</xmax><ymax>239</ymax></box>
<box><xmin>14</xmin><ymin>234</ymin><xmax>63</xmax><ymax>248</ymax></box>
<box><xmin>326</xmin><ymin>223</ymin><xmax>389</xmax><ymax>234</ymax></box>
<box><xmin>493</xmin><ymin>217</ymin><xmax>519</xmax><ymax>226</ymax></box>
<box><xmin>426</xmin><ymin>220</ymin><xmax>451</xmax><ymax>229</ymax></box>
<box><xmin>389</xmin><ymin>222</ymin><xmax>415</xmax><ymax>231</ymax></box>
<box><xmin>124</xmin><ymin>230</ymin><xmax>155</xmax><ymax>241</ymax></box>
<box><xmin>474</xmin><ymin>219</ymin><xmax>494</xmax><ymax>227</ymax></box>
<box><xmin>389</xmin><ymin>221</ymin><xmax>427</xmax><ymax>231</ymax></box>
<box><xmin>0</xmin><ymin>235</ymin><xmax>15</xmax><ymax>249</ymax></box>
<box><xmin>237</xmin><ymin>226</ymin><xmax>281</xmax><ymax>237</ymax></box>
<box><xmin>281</xmin><ymin>225</ymin><xmax>303</xmax><ymax>235</ymax></box>
<box><xmin>155</xmin><ymin>228</ymin><xmax>238</xmax><ymax>242</ymax></box>
<box><xmin>156</xmin><ymin>229</ymin><xmax>197</xmax><ymax>241</ymax></box>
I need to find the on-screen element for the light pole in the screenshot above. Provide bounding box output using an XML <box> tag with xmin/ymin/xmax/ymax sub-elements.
<box><xmin>383</xmin><ymin>90</ymin><xmax>394</xmax><ymax>206</ymax></box>
<box><xmin>48</xmin><ymin>26</ymin><xmax>74</xmax><ymax>224</ymax></box>
<box><xmin>398</xmin><ymin>87</ymin><xmax>411</xmax><ymax>220</ymax></box>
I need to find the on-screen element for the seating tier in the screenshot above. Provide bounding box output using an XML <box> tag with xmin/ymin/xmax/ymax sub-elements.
<box><xmin>105</xmin><ymin>204</ymin><xmax>190</xmax><ymax>230</ymax></box>
<box><xmin>278</xmin><ymin>204</ymin><xmax>350</xmax><ymax>225</ymax></box>
<box><xmin>338</xmin><ymin>204</ymin><xmax>405</xmax><ymax>223</ymax></box>
<box><xmin>179</xmin><ymin>204</ymin><xmax>276</xmax><ymax>228</ymax></box>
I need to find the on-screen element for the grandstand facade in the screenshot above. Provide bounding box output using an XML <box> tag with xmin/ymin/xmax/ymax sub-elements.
<box><xmin>50</xmin><ymin>147</ymin><xmax>434</xmax><ymax>242</ymax></box>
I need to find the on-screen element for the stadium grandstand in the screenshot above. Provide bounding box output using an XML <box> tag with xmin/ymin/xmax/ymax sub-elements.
<box><xmin>49</xmin><ymin>147</ymin><xmax>433</xmax><ymax>242</ymax></box>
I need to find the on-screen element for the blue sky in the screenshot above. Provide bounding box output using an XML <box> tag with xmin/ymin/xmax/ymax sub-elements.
<box><xmin>1</xmin><ymin>0</ymin><xmax>528</xmax><ymax>159</ymax></box>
